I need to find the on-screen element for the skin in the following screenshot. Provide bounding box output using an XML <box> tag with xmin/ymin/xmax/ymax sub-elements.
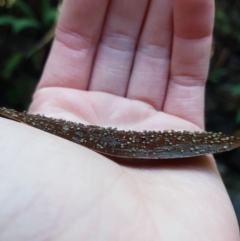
<box><xmin>0</xmin><ymin>0</ymin><xmax>239</xmax><ymax>240</ymax></box>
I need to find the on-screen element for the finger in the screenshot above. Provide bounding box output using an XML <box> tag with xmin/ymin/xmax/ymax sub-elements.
<box><xmin>127</xmin><ymin>0</ymin><xmax>173</xmax><ymax>110</ymax></box>
<box><xmin>37</xmin><ymin>0</ymin><xmax>109</xmax><ymax>90</ymax></box>
<box><xmin>164</xmin><ymin>0</ymin><xmax>214</xmax><ymax>128</ymax></box>
<box><xmin>89</xmin><ymin>0</ymin><xmax>149</xmax><ymax>96</ymax></box>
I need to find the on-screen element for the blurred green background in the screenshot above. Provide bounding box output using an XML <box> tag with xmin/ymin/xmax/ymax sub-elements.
<box><xmin>0</xmin><ymin>0</ymin><xmax>240</xmax><ymax>226</ymax></box>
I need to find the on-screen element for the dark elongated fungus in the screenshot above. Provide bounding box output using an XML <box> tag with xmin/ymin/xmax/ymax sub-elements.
<box><xmin>0</xmin><ymin>107</ymin><xmax>240</xmax><ymax>159</ymax></box>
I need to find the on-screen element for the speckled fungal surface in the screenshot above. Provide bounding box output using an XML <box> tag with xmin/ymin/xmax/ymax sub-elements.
<box><xmin>0</xmin><ymin>107</ymin><xmax>240</xmax><ymax>159</ymax></box>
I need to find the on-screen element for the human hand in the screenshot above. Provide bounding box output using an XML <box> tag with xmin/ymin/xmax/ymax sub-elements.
<box><xmin>0</xmin><ymin>0</ymin><xmax>239</xmax><ymax>240</ymax></box>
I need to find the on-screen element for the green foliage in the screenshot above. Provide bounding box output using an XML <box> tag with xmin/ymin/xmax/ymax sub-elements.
<box><xmin>215</xmin><ymin>8</ymin><xmax>232</xmax><ymax>35</ymax></box>
<box><xmin>0</xmin><ymin>0</ymin><xmax>59</xmax><ymax>108</ymax></box>
<box><xmin>208</xmin><ymin>0</ymin><xmax>240</xmax><ymax>136</ymax></box>
<box><xmin>0</xmin><ymin>15</ymin><xmax>39</xmax><ymax>33</ymax></box>
<box><xmin>0</xmin><ymin>0</ymin><xmax>57</xmax><ymax>33</ymax></box>
<box><xmin>214</xmin><ymin>1</ymin><xmax>240</xmax><ymax>46</ymax></box>
<box><xmin>231</xmin><ymin>85</ymin><xmax>240</xmax><ymax>96</ymax></box>
<box><xmin>2</xmin><ymin>52</ymin><xmax>23</xmax><ymax>78</ymax></box>
<box><xmin>14</xmin><ymin>0</ymin><xmax>36</xmax><ymax>18</ymax></box>
<box><xmin>0</xmin><ymin>0</ymin><xmax>58</xmax><ymax>79</ymax></box>
<box><xmin>208</xmin><ymin>68</ymin><xmax>228</xmax><ymax>83</ymax></box>
<box><xmin>41</xmin><ymin>0</ymin><xmax>58</xmax><ymax>26</ymax></box>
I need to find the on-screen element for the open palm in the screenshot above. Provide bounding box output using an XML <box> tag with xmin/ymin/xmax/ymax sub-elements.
<box><xmin>0</xmin><ymin>0</ymin><xmax>239</xmax><ymax>240</ymax></box>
